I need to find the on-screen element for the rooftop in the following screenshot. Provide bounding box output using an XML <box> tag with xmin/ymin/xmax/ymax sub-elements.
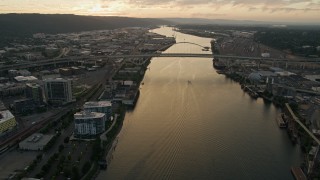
<box><xmin>14</xmin><ymin>76</ymin><xmax>38</xmax><ymax>82</ymax></box>
<box><xmin>19</xmin><ymin>133</ymin><xmax>54</xmax><ymax>150</ymax></box>
<box><xmin>0</xmin><ymin>110</ymin><xmax>15</xmax><ymax>123</ymax></box>
<box><xmin>44</xmin><ymin>78</ymin><xmax>70</xmax><ymax>82</ymax></box>
<box><xmin>84</xmin><ymin>101</ymin><xmax>112</xmax><ymax>108</ymax></box>
<box><xmin>26</xmin><ymin>83</ymin><xmax>41</xmax><ymax>88</ymax></box>
<box><xmin>74</xmin><ymin>111</ymin><xmax>105</xmax><ymax>119</ymax></box>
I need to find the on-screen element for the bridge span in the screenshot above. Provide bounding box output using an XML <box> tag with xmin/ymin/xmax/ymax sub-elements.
<box><xmin>0</xmin><ymin>53</ymin><xmax>319</xmax><ymax>71</ymax></box>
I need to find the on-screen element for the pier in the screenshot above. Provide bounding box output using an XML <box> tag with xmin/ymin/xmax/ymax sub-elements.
<box><xmin>291</xmin><ymin>167</ymin><xmax>307</xmax><ymax>180</ymax></box>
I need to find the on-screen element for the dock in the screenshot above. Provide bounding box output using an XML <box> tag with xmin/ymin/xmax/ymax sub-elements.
<box><xmin>291</xmin><ymin>167</ymin><xmax>307</xmax><ymax>180</ymax></box>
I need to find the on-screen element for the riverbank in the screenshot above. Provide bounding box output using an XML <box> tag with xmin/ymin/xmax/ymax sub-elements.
<box><xmin>213</xmin><ymin>62</ymin><xmax>318</xmax><ymax>178</ymax></box>
<box><xmin>83</xmin><ymin>105</ymin><xmax>126</xmax><ymax>180</ymax></box>
<box><xmin>88</xmin><ymin>40</ymin><xmax>177</xmax><ymax>179</ymax></box>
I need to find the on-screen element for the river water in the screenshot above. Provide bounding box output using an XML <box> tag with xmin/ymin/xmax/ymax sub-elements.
<box><xmin>97</xmin><ymin>26</ymin><xmax>302</xmax><ymax>180</ymax></box>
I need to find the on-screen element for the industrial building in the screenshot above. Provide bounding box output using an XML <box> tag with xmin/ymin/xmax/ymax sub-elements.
<box><xmin>19</xmin><ymin>133</ymin><xmax>54</xmax><ymax>151</ymax></box>
<box><xmin>74</xmin><ymin>111</ymin><xmax>106</xmax><ymax>139</ymax></box>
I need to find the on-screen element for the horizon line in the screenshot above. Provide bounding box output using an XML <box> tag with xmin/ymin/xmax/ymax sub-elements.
<box><xmin>1</xmin><ymin>13</ymin><xmax>320</xmax><ymax>26</ymax></box>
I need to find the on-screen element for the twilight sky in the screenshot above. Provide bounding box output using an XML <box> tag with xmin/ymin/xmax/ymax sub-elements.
<box><xmin>1</xmin><ymin>0</ymin><xmax>320</xmax><ymax>23</ymax></box>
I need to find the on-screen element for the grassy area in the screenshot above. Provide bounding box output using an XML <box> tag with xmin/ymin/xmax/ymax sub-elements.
<box><xmin>73</xmin><ymin>86</ymin><xmax>88</xmax><ymax>99</ymax></box>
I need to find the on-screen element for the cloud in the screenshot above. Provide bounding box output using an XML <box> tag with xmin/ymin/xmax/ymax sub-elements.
<box><xmin>98</xmin><ymin>0</ymin><xmax>320</xmax><ymax>11</ymax></box>
<box><xmin>191</xmin><ymin>12</ymin><xmax>226</xmax><ymax>18</ymax></box>
<box><xmin>248</xmin><ymin>6</ymin><xmax>320</xmax><ymax>13</ymax></box>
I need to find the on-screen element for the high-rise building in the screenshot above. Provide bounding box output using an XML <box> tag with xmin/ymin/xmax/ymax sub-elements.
<box><xmin>0</xmin><ymin>110</ymin><xmax>17</xmax><ymax>134</ymax></box>
<box><xmin>44</xmin><ymin>78</ymin><xmax>73</xmax><ymax>105</ymax></box>
<box><xmin>26</xmin><ymin>83</ymin><xmax>44</xmax><ymax>105</ymax></box>
<box><xmin>74</xmin><ymin>111</ymin><xmax>106</xmax><ymax>139</ymax></box>
<box><xmin>83</xmin><ymin>101</ymin><xmax>112</xmax><ymax>120</ymax></box>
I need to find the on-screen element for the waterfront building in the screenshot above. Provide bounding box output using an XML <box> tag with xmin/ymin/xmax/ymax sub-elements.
<box><xmin>0</xmin><ymin>110</ymin><xmax>17</xmax><ymax>134</ymax></box>
<box><xmin>26</xmin><ymin>83</ymin><xmax>44</xmax><ymax>105</ymax></box>
<box><xmin>83</xmin><ymin>101</ymin><xmax>112</xmax><ymax>120</ymax></box>
<box><xmin>74</xmin><ymin>111</ymin><xmax>106</xmax><ymax>139</ymax></box>
<box><xmin>44</xmin><ymin>78</ymin><xmax>74</xmax><ymax>105</ymax></box>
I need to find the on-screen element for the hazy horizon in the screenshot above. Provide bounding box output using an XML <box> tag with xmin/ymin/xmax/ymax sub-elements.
<box><xmin>1</xmin><ymin>0</ymin><xmax>320</xmax><ymax>24</ymax></box>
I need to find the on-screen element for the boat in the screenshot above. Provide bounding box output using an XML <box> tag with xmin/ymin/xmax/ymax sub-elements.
<box><xmin>276</xmin><ymin>113</ymin><xmax>287</xmax><ymax>128</ymax></box>
<box><xmin>187</xmin><ymin>80</ymin><xmax>191</xmax><ymax>84</ymax></box>
<box><xmin>202</xmin><ymin>46</ymin><xmax>210</xmax><ymax>51</ymax></box>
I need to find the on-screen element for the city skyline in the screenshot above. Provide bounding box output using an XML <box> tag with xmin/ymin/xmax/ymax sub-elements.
<box><xmin>1</xmin><ymin>0</ymin><xmax>320</xmax><ymax>24</ymax></box>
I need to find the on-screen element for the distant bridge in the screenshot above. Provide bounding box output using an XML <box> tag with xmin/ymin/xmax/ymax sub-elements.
<box><xmin>156</xmin><ymin>41</ymin><xmax>208</xmax><ymax>51</ymax></box>
<box><xmin>175</xmin><ymin>42</ymin><xmax>209</xmax><ymax>48</ymax></box>
<box><xmin>1</xmin><ymin>53</ymin><xmax>320</xmax><ymax>71</ymax></box>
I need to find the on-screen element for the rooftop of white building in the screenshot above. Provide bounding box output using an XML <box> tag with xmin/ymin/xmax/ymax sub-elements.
<box><xmin>74</xmin><ymin>111</ymin><xmax>105</xmax><ymax>119</ymax></box>
<box><xmin>14</xmin><ymin>76</ymin><xmax>38</xmax><ymax>82</ymax></box>
<box><xmin>0</xmin><ymin>110</ymin><xmax>15</xmax><ymax>123</ymax></box>
<box><xmin>19</xmin><ymin>133</ymin><xmax>54</xmax><ymax>150</ymax></box>
<box><xmin>84</xmin><ymin>101</ymin><xmax>112</xmax><ymax>108</ymax></box>
<box><xmin>44</xmin><ymin>78</ymin><xmax>71</xmax><ymax>82</ymax></box>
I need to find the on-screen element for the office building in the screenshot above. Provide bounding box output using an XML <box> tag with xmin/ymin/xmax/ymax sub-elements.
<box><xmin>14</xmin><ymin>98</ymin><xmax>34</xmax><ymax>114</ymax></box>
<box><xmin>44</xmin><ymin>78</ymin><xmax>73</xmax><ymax>105</ymax></box>
<box><xmin>26</xmin><ymin>83</ymin><xmax>44</xmax><ymax>105</ymax></box>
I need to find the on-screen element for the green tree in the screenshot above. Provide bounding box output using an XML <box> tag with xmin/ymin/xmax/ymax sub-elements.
<box><xmin>72</xmin><ymin>166</ymin><xmax>80</xmax><ymax>179</ymax></box>
<box><xmin>64</xmin><ymin>136</ymin><xmax>70</xmax><ymax>143</ymax></box>
<box><xmin>59</xmin><ymin>144</ymin><xmax>64</xmax><ymax>152</ymax></box>
<box><xmin>82</xmin><ymin>161</ymin><xmax>91</xmax><ymax>174</ymax></box>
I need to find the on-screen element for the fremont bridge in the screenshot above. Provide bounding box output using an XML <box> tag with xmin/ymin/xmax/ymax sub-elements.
<box><xmin>1</xmin><ymin>42</ymin><xmax>320</xmax><ymax>71</ymax></box>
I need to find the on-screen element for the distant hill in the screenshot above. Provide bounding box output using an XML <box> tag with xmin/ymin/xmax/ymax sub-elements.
<box><xmin>0</xmin><ymin>14</ymin><xmax>173</xmax><ymax>38</ymax></box>
<box><xmin>162</xmin><ymin>18</ymin><xmax>269</xmax><ymax>25</ymax></box>
<box><xmin>162</xmin><ymin>18</ymin><xmax>320</xmax><ymax>26</ymax></box>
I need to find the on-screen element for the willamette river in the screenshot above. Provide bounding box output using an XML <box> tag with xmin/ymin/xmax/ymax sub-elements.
<box><xmin>97</xmin><ymin>26</ymin><xmax>302</xmax><ymax>180</ymax></box>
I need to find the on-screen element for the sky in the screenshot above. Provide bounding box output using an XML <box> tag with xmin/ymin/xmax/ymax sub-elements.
<box><xmin>1</xmin><ymin>0</ymin><xmax>320</xmax><ymax>23</ymax></box>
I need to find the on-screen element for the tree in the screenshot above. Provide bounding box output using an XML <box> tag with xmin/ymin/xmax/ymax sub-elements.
<box><xmin>36</xmin><ymin>154</ymin><xmax>42</xmax><ymax>161</ymax></box>
<box><xmin>58</xmin><ymin>144</ymin><xmax>64</xmax><ymax>152</ymax></box>
<box><xmin>41</xmin><ymin>164</ymin><xmax>49</xmax><ymax>172</ymax></box>
<box><xmin>72</xmin><ymin>166</ymin><xmax>80</xmax><ymax>179</ymax></box>
<box><xmin>64</xmin><ymin>137</ymin><xmax>70</xmax><ymax>143</ymax></box>
<box><xmin>82</xmin><ymin>161</ymin><xmax>91</xmax><ymax>174</ymax></box>
<box><xmin>63</xmin><ymin>168</ymin><xmax>71</xmax><ymax>178</ymax></box>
